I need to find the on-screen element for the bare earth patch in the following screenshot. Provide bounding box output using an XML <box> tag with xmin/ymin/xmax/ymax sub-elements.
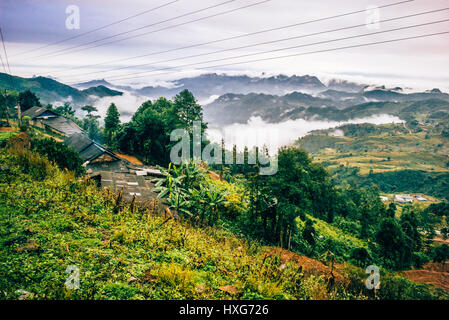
<box><xmin>115</xmin><ymin>153</ymin><xmax>144</xmax><ymax>165</ymax></box>
<box><xmin>264</xmin><ymin>246</ymin><xmax>347</xmax><ymax>285</ymax></box>
<box><xmin>0</xmin><ymin>127</ymin><xmax>16</xmax><ymax>132</ymax></box>
<box><xmin>401</xmin><ymin>262</ymin><xmax>449</xmax><ymax>292</ymax></box>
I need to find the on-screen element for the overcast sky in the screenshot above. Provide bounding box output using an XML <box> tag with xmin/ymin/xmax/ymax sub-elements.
<box><xmin>1</xmin><ymin>0</ymin><xmax>448</xmax><ymax>90</ymax></box>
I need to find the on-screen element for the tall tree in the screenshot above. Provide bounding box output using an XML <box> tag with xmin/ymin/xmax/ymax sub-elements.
<box><xmin>433</xmin><ymin>244</ymin><xmax>449</xmax><ymax>265</ymax></box>
<box><xmin>18</xmin><ymin>90</ymin><xmax>41</xmax><ymax>112</ymax></box>
<box><xmin>81</xmin><ymin>105</ymin><xmax>97</xmax><ymax>116</ymax></box>
<box><xmin>376</xmin><ymin>218</ymin><xmax>413</xmax><ymax>269</ymax></box>
<box><xmin>173</xmin><ymin>89</ymin><xmax>206</xmax><ymax>131</ymax></box>
<box><xmin>81</xmin><ymin>105</ymin><xmax>101</xmax><ymax>141</ymax></box>
<box><xmin>54</xmin><ymin>102</ymin><xmax>75</xmax><ymax>118</ymax></box>
<box><xmin>0</xmin><ymin>90</ymin><xmax>18</xmax><ymax>124</ymax></box>
<box><xmin>387</xmin><ymin>202</ymin><xmax>397</xmax><ymax>218</ymax></box>
<box><xmin>104</xmin><ymin>103</ymin><xmax>120</xmax><ymax>145</ymax></box>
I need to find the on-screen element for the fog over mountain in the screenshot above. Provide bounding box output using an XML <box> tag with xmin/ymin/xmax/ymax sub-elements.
<box><xmin>207</xmin><ymin>114</ymin><xmax>404</xmax><ymax>154</ymax></box>
<box><xmin>2</xmin><ymin>71</ymin><xmax>448</xmax><ymax>150</ymax></box>
<box><xmin>74</xmin><ymin>73</ymin><xmax>328</xmax><ymax>102</ymax></box>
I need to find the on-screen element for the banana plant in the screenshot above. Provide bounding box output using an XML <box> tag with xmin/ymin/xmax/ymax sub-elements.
<box><xmin>203</xmin><ymin>184</ymin><xmax>229</xmax><ymax>225</ymax></box>
<box><xmin>166</xmin><ymin>190</ymin><xmax>192</xmax><ymax>218</ymax></box>
<box><xmin>152</xmin><ymin>163</ymin><xmax>185</xmax><ymax>199</ymax></box>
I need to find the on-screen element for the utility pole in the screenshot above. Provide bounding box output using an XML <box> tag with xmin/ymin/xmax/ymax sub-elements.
<box><xmin>0</xmin><ymin>90</ymin><xmax>9</xmax><ymax>126</ymax></box>
<box><xmin>17</xmin><ymin>102</ymin><xmax>21</xmax><ymax>127</ymax></box>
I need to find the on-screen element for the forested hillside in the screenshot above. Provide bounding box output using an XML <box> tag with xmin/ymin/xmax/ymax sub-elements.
<box><xmin>1</xmin><ymin>127</ymin><xmax>449</xmax><ymax>300</ymax></box>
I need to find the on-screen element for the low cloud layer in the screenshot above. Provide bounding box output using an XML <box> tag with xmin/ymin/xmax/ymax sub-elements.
<box><xmin>207</xmin><ymin>114</ymin><xmax>404</xmax><ymax>154</ymax></box>
<box><xmin>90</xmin><ymin>91</ymin><xmax>150</xmax><ymax>123</ymax></box>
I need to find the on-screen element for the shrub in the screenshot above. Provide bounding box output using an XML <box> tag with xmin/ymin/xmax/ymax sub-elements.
<box><xmin>31</xmin><ymin>137</ymin><xmax>85</xmax><ymax>177</ymax></box>
<box><xmin>433</xmin><ymin>244</ymin><xmax>449</xmax><ymax>264</ymax></box>
<box><xmin>413</xmin><ymin>252</ymin><xmax>430</xmax><ymax>269</ymax></box>
<box><xmin>11</xmin><ymin>147</ymin><xmax>53</xmax><ymax>181</ymax></box>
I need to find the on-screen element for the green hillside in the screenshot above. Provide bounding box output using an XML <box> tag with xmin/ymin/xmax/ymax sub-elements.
<box><xmin>1</xmin><ymin>133</ymin><xmax>447</xmax><ymax>300</ymax></box>
<box><xmin>82</xmin><ymin>85</ymin><xmax>123</xmax><ymax>98</ymax></box>
<box><xmin>0</xmin><ymin>143</ymin><xmax>354</xmax><ymax>300</ymax></box>
<box><xmin>0</xmin><ymin>73</ymin><xmax>122</xmax><ymax>105</ymax></box>
<box><xmin>297</xmin><ymin>120</ymin><xmax>449</xmax><ymax>199</ymax></box>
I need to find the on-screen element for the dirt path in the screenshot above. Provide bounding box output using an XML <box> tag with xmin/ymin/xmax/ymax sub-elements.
<box><xmin>403</xmin><ymin>122</ymin><xmax>412</xmax><ymax>134</ymax></box>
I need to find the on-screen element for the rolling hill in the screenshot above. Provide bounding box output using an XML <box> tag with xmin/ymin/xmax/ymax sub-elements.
<box><xmin>0</xmin><ymin>73</ymin><xmax>123</xmax><ymax>106</ymax></box>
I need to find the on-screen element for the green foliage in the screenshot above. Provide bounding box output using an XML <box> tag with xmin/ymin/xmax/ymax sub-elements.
<box><xmin>376</xmin><ymin>218</ymin><xmax>413</xmax><ymax>270</ymax></box>
<box><xmin>0</xmin><ymin>147</ymin><xmax>360</xmax><ymax>300</ymax></box>
<box><xmin>426</xmin><ymin>201</ymin><xmax>449</xmax><ymax>216</ymax></box>
<box><xmin>350</xmin><ymin>247</ymin><xmax>371</xmax><ymax>267</ymax></box>
<box><xmin>0</xmin><ymin>90</ymin><xmax>18</xmax><ymax>123</ymax></box>
<box><xmin>0</xmin><ymin>131</ymin><xmax>17</xmax><ymax>143</ymax></box>
<box><xmin>7</xmin><ymin>146</ymin><xmax>54</xmax><ymax>181</ymax></box>
<box><xmin>377</xmin><ymin>275</ymin><xmax>448</xmax><ymax>300</ymax></box>
<box><xmin>31</xmin><ymin>137</ymin><xmax>85</xmax><ymax>177</ymax></box>
<box><xmin>81</xmin><ymin>105</ymin><xmax>97</xmax><ymax>115</ymax></box>
<box><xmin>244</xmin><ymin>147</ymin><xmax>338</xmax><ymax>247</ymax></box>
<box><xmin>433</xmin><ymin>244</ymin><xmax>449</xmax><ymax>264</ymax></box>
<box><xmin>20</xmin><ymin>116</ymin><xmax>31</xmax><ymax>132</ymax></box>
<box><xmin>359</xmin><ymin>170</ymin><xmax>449</xmax><ymax>200</ymax></box>
<box><xmin>104</xmin><ymin>103</ymin><xmax>120</xmax><ymax>145</ymax></box>
<box><xmin>114</xmin><ymin>91</ymin><xmax>207</xmax><ymax>166</ymax></box>
<box><xmin>153</xmin><ymin>162</ymin><xmax>230</xmax><ymax>225</ymax></box>
<box><xmin>173</xmin><ymin>90</ymin><xmax>205</xmax><ymax>130</ymax></box>
<box><xmin>297</xmin><ymin>215</ymin><xmax>369</xmax><ymax>262</ymax></box>
<box><xmin>18</xmin><ymin>90</ymin><xmax>41</xmax><ymax>112</ymax></box>
<box><xmin>52</xmin><ymin>102</ymin><xmax>76</xmax><ymax>118</ymax></box>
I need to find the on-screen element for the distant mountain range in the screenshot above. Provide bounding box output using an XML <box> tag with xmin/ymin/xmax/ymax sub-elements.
<box><xmin>0</xmin><ymin>73</ymin><xmax>122</xmax><ymax>106</ymax></box>
<box><xmin>1</xmin><ymin>72</ymin><xmax>448</xmax><ymax>126</ymax></box>
<box><xmin>135</xmin><ymin>73</ymin><xmax>327</xmax><ymax>100</ymax></box>
<box><xmin>73</xmin><ymin>73</ymin><xmax>328</xmax><ymax>102</ymax></box>
<box><xmin>204</xmin><ymin>90</ymin><xmax>449</xmax><ymax>125</ymax></box>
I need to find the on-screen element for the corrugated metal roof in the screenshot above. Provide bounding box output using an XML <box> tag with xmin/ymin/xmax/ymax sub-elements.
<box><xmin>22</xmin><ymin>106</ymin><xmax>57</xmax><ymax>119</ymax></box>
<box><xmin>64</xmin><ymin>132</ymin><xmax>119</xmax><ymax>163</ymax></box>
<box><xmin>79</xmin><ymin>143</ymin><xmax>106</xmax><ymax>162</ymax></box>
<box><xmin>65</xmin><ymin>133</ymin><xmax>93</xmax><ymax>154</ymax></box>
<box><xmin>41</xmin><ymin>117</ymin><xmax>83</xmax><ymax>136</ymax></box>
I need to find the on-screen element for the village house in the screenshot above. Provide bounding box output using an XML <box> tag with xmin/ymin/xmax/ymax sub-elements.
<box><xmin>22</xmin><ymin>107</ymin><xmax>163</xmax><ymax>202</ymax></box>
<box><xmin>64</xmin><ymin>133</ymin><xmax>163</xmax><ymax>200</ymax></box>
<box><xmin>64</xmin><ymin>132</ymin><xmax>122</xmax><ymax>169</ymax></box>
<box><xmin>415</xmin><ymin>195</ymin><xmax>428</xmax><ymax>202</ymax></box>
<box><xmin>394</xmin><ymin>194</ymin><xmax>413</xmax><ymax>204</ymax></box>
<box><xmin>21</xmin><ymin>106</ymin><xmax>83</xmax><ymax>136</ymax></box>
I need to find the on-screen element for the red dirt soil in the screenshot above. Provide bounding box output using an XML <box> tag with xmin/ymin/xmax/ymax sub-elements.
<box><xmin>0</xmin><ymin>127</ymin><xmax>16</xmax><ymax>132</ymax></box>
<box><xmin>401</xmin><ymin>262</ymin><xmax>449</xmax><ymax>292</ymax></box>
<box><xmin>265</xmin><ymin>246</ymin><xmax>347</xmax><ymax>285</ymax></box>
<box><xmin>7</xmin><ymin>132</ymin><xmax>30</xmax><ymax>149</ymax></box>
<box><xmin>115</xmin><ymin>153</ymin><xmax>144</xmax><ymax>165</ymax></box>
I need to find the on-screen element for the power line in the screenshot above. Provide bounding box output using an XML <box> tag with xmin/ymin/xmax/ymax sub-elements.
<box><xmin>0</xmin><ymin>27</ymin><xmax>11</xmax><ymax>74</ymax></box>
<box><xmin>92</xmin><ymin>18</ymin><xmax>449</xmax><ymax>82</ymax></box>
<box><xmin>100</xmin><ymin>30</ymin><xmax>449</xmax><ymax>82</ymax></box>
<box><xmin>35</xmin><ymin>0</ymin><xmax>414</xmax><ymax>77</ymax></box>
<box><xmin>61</xmin><ymin>7</ymin><xmax>448</xmax><ymax>81</ymax></box>
<box><xmin>0</xmin><ymin>51</ymin><xmax>7</xmax><ymax>74</ymax></box>
<box><xmin>25</xmin><ymin>0</ymin><xmax>253</xmax><ymax>60</ymax></box>
<box><xmin>41</xmin><ymin>0</ymin><xmax>273</xmax><ymax>61</ymax></box>
<box><xmin>13</xmin><ymin>0</ymin><xmax>182</xmax><ymax>58</ymax></box>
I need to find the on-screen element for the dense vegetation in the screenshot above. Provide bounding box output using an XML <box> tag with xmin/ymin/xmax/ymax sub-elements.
<box><xmin>2</xmin><ymin>87</ymin><xmax>449</xmax><ymax>300</ymax></box>
<box><xmin>2</xmin><ymin>139</ymin><xmax>448</xmax><ymax>300</ymax></box>
<box><xmin>113</xmin><ymin>90</ymin><xmax>207</xmax><ymax>166</ymax></box>
<box><xmin>0</xmin><ymin>73</ymin><xmax>121</xmax><ymax>106</ymax></box>
<box><xmin>0</xmin><ymin>144</ymin><xmax>360</xmax><ymax>300</ymax></box>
